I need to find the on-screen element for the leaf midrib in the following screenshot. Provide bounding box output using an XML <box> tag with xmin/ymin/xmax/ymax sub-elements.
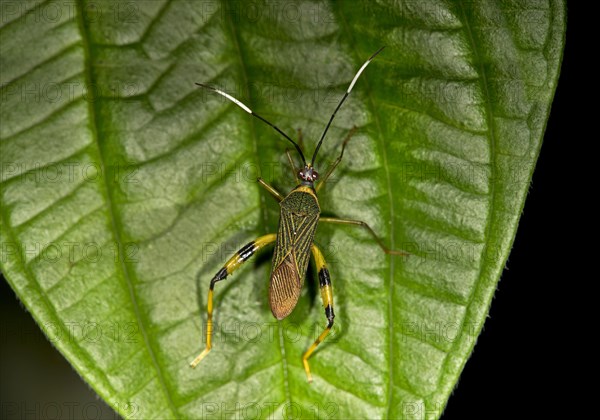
<box><xmin>75</xmin><ymin>3</ymin><xmax>179</xmax><ymax>417</ymax></box>
<box><xmin>334</xmin><ymin>5</ymin><xmax>398</xmax><ymax>414</ymax></box>
<box><xmin>223</xmin><ymin>0</ymin><xmax>293</xmax><ymax>407</ymax></box>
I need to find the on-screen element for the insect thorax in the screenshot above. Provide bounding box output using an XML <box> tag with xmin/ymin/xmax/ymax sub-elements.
<box><xmin>280</xmin><ymin>187</ymin><xmax>320</xmax><ymax>216</ymax></box>
<box><xmin>275</xmin><ymin>187</ymin><xmax>320</xmax><ymax>265</ymax></box>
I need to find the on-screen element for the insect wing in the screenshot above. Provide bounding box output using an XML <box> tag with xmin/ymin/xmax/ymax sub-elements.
<box><xmin>269</xmin><ymin>252</ymin><xmax>302</xmax><ymax>319</ymax></box>
<box><xmin>269</xmin><ymin>190</ymin><xmax>320</xmax><ymax>319</ymax></box>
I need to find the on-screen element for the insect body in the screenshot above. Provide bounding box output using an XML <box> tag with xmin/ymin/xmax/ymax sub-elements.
<box><xmin>270</xmin><ymin>186</ymin><xmax>320</xmax><ymax>320</ymax></box>
<box><xmin>190</xmin><ymin>47</ymin><xmax>405</xmax><ymax>382</ymax></box>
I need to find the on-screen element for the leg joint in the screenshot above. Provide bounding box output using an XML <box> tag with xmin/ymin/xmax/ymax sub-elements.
<box><xmin>318</xmin><ymin>267</ymin><xmax>331</xmax><ymax>288</ymax></box>
<box><xmin>238</xmin><ymin>241</ymin><xmax>256</xmax><ymax>261</ymax></box>
<box><xmin>210</xmin><ymin>267</ymin><xmax>228</xmax><ymax>288</ymax></box>
<box><xmin>325</xmin><ymin>304</ymin><xmax>335</xmax><ymax>326</ymax></box>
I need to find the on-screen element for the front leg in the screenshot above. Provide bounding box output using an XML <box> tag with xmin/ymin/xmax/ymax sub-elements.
<box><xmin>257</xmin><ymin>178</ymin><xmax>284</xmax><ymax>202</ymax></box>
<box><xmin>316</xmin><ymin>126</ymin><xmax>357</xmax><ymax>192</ymax></box>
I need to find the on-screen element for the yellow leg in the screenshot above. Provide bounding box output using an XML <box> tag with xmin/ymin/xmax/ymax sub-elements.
<box><xmin>190</xmin><ymin>233</ymin><xmax>277</xmax><ymax>367</ymax></box>
<box><xmin>319</xmin><ymin>217</ymin><xmax>408</xmax><ymax>256</ymax></box>
<box><xmin>302</xmin><ymin>244</ymin><xmax>335</xmax><ymax>383</ymax></box>
<box><xmin>286</xmin><ymin>148</ymin><xmax>299</xmax><ymax>178</ymax></box>
<box><xmin>316</xmin><ymin>126</ymin><xmax>357</xmax><ymax>192</ymax></box>
<box><xmin>257</xmin><ymin>178</ymin><xmax>284</xmax><ymax>202</ymax></box>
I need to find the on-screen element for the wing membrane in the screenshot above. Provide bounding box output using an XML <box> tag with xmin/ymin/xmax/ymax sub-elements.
<box><xmin>269</xmin><ymin>252</ymin><xmax>302</xmax><ymax>320</ymax></box>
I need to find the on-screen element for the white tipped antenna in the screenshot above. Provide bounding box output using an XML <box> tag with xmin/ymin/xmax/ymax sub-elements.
<box><xmin>196</xmin><ymin>83</ymin><xmax>306</xmax><ymax>164</ymax></box>
<box><xmin>311</xmin><ymin>46</ymin><xmax>385</xmax><ymax>166</ymax></box>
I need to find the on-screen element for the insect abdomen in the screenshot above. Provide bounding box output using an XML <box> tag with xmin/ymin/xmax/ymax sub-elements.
<box><xmin>269</xmin><ymin>187</ymin><xmax>320</xmax><ymax>320</ymax></box>
<box><xmin>269</xmin><ymin>253</ymin><xmax>302</xmax><ymax>319</ymax></box>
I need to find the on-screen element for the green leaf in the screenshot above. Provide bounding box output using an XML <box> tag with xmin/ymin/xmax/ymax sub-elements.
<box><xmin>0</xmin><ymin>0</ymin><xmax>565</xmax><ymax>418</ymax></box>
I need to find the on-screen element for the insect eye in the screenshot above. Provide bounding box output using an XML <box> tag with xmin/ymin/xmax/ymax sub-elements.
<box><xmin>312</xmin><ymin>171</ymin><xmax>318</xmax><ymax>180</ymax></box>
<box><xmin>299</xmin><ymin>171</ymin><xmax>304</xmax><ymax>178</ymax></box>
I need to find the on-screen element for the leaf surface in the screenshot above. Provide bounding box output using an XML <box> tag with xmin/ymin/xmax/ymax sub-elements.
<box><xmin>0</xmin><ymin>1</ymin><xmax>565</xmax><ymax>418</ymax></box>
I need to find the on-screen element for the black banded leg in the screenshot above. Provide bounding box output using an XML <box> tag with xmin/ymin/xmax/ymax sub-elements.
<box><xmin>319</xmin><ymin>217</ymin><xmax>408</xmax><ymax>256</ymax></box>
<box><xmin>302</xmin><ymin>244</ymin><xmax>335</xmax><ymax>383</ymax></box>
<box><xmin>190</xmin><ymin>233</ymin><xmax>277</xmax><ymax>367</ymax></box>
<box><xmin>257</xmin><ymin>178</ymin><xmax>284</xmax><ymax>202</ymax></box>
<box><xmin>316</xmin><ymin>126</ymin><xmax>357</xmax><ymax>192</ymax></box>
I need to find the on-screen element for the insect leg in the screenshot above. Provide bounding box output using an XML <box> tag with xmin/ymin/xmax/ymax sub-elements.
<box><xmin>190</xmin><ymin>233</ymin><xmax>277</xmax><ymax>368</ymax></box>
<box><xmin>302</xmin><ymin>244</ymin><xmax>335</xmax><ymax>383</ymax></box>
<box><xmin>316</xmin><ymin>126</ymin><xmax>357</xmax><ymax>192</ymax></box>
<box><xmin>286</xmin><ymin>149</ymin><xmax>299</xmax><ymax>177</ymax></box>
<box><xmin>319</xmin><ymin>217</ymin><xmax>408</xmax><ymax>256</ymax></box>
<box><xmin>257</xmin><ymin>178</ymin><xmax>284</xmax><ymax>202</ymax></box>
<box><xmin>285</xmin><ymin>128</ymin><xmax>305</xmax><ymax>179</ymax></box>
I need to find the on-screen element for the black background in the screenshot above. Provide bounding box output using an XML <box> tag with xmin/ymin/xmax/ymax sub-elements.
<box><xmin>1</xmin><ymin>4</ymin><xmax>580</xmax><ymax>419</ymax></box>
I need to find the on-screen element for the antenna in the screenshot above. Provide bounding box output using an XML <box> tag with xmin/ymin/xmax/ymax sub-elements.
<box><xmin>195</xmin><ymin>83</ymin><xmax>307</xmax><ymax>165</ymax></box>
<box><xmin>310</xmin><ymin>46</ymin><xmax>385</xmax><ymax>167</ymax></box>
